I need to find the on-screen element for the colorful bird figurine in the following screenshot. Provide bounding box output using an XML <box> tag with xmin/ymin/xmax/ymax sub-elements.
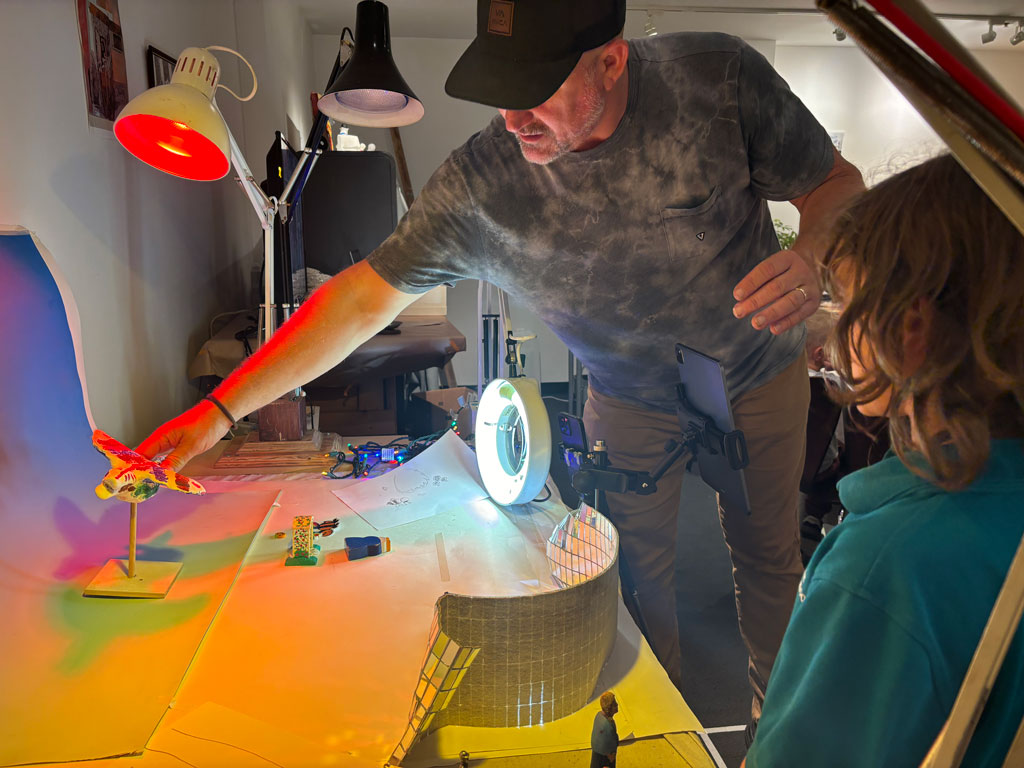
<box><xmin>92</xmin><ymin>429</ymin><xmax>205</xmax><ymax>502</ymax></box>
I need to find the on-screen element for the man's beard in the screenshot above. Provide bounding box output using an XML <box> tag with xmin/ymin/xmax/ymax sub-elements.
<box><xmin>516</xmin><ymin>66</ymin><xmax>606</xmax><ymax>165</ymax></box>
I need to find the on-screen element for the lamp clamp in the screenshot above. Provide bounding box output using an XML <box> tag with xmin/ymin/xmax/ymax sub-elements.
<box><xmin>504</xmin><ymin>332</ymin><xmax>525</xmax><ymax>378</ymax></box>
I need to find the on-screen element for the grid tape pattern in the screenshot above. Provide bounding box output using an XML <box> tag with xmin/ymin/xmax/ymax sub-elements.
<box><xmin>388</xmin><ymin>506</ymin><xmax>618</xmax><ymax>763</ymax></box>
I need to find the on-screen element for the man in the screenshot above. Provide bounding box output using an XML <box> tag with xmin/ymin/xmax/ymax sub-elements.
<box><xmin>139</xmin><ymin>0</ymin><xmax>864</xmax><ymax>734</ymax></box>
<box><xmin>592</xmin><ymin>691</ymin><xmax>620</xmax><ymax>767</ymax></box>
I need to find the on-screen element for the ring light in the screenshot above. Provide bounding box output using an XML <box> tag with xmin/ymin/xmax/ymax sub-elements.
<box><xmin>475</xmin><ymin>378</ymin><xmax>551</xmax><ymax>505</ymax></box>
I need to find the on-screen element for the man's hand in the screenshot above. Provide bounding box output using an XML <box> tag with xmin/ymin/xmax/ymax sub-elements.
<box><xmin>732</xmin><ymin>248</ymin><xmax>820</xmax><ymax>335</ymax></box>
<box><xmin>734</xmin><ymin>148</ymin><xmax>865</xmax><ymax>335</ymax></box>
<box><xmin>137</xmin><ymin>400</ymin><xmax>232</xmax><ymax>471</ymax></box>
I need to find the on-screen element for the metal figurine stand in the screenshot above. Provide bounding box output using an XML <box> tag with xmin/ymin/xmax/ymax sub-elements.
<box><xmin>83</xmin><ymin>501</ymin><xmax>184</xmax><ymax>599</ymax></box>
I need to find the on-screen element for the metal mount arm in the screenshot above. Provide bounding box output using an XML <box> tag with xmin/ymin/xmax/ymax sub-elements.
<box><xmin>219</xmin><ymin>45</ymin><xmax>347</xmax><ymax>348</ymax></box>
<box><xmin>224</xmin><ymin>125</ymin><xmax>278</xmax><ymax>346</ymax></box>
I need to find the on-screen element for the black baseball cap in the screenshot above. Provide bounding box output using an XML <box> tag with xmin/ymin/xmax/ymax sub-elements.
<box><xmin>445</xmin><ymin>0</ymin><xmax>626</xmax><ymax>110</ymax></box>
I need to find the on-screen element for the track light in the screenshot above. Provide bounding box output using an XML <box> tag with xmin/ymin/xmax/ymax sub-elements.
<box><xmin>1012</xmin><ymin>23</ymin><xmax>1024</xmax><ymax>45</ymax></box>
<box><xmin>833</xmin><ymin>26</ymin><xmax>847</xmax><ymax>42</ymax></box>
<box><xmin>981</xmin><ymin>21</ymin><xmax>997</xmax><ymax>44</ymax></box>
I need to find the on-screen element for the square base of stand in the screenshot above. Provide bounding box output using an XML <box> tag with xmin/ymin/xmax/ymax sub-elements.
<box><xmin>83</xmin><ymin>559</ymin><xmax>183</xmax><ymax>599</ymax></box>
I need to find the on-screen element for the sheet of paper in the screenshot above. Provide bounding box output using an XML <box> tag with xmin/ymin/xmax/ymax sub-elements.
<box><xmin>332</xmin><ymin>431</ymin><xmax>488</xmax><ymax>530</ymax></box>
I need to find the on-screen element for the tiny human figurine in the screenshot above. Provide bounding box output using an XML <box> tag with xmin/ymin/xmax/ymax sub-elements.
<box><xmin>591</xmin><ymin>691</ymin><xmax>619</xmax><ymax>767</ymax></box>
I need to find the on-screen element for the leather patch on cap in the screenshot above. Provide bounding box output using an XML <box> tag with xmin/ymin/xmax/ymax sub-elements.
<box><xmin>487</xmin><ymin>0</ymin><xmax>514</xmax><ymax>36</ymax></box>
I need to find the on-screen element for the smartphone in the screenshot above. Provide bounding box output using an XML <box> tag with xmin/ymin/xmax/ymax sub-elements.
<box><xmin>557</xmin><ymin>412</ymin><xmax>588</xmax><ymax>452</ymax></box>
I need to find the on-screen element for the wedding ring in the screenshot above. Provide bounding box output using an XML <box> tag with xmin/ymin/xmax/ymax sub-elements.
<box><xmin>794</xmin><ymin>285</ymin><xmax>809</xmax><ymax>303</ymax></box>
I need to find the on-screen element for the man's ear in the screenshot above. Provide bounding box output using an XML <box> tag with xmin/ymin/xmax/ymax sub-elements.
<box><xmin>902</xmin><ymin>297</ymin><xmax>931</xmax><ymax>376</ymax></box>
<box><xmin>599</xmin><ymin>38</ymin><xmax>629</xmax><ymax>90</ymax></box>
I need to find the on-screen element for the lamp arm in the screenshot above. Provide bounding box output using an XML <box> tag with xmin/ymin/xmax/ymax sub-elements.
<box><xmin>216</xmin><ymin>109</ymin><xmax>278</xmax><ymax>343</ymax></box>
<box><xmin>279</xmin><ymin>148</ymin><xmax>321</xmax><ymax>220</ymax></box>
<box><xmin>279</xmin><ymin>50</ymin><xmax>346</xmax><ymax>218</ymax></box>
<box><xmin>226</xmin><ymin>126</ymin><xmax>276</xmax><ymax>230</ymax></box>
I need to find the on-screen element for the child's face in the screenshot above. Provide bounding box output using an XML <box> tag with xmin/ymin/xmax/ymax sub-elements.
<box><xmin>832</xmin><ymin>262</ymin><xmax>893</xmax><ymax>418</ymax></box>
<box><xmin>847</xmin><ymin>322</ymin><xmax>892</xmax><ymax>417</ymax></box>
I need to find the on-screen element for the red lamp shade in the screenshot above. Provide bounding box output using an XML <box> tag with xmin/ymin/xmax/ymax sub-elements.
<box><xmin>114</xmin><ymin>48</ymin><xmax>231</xmax><ymax>181</ymax></box>
<box><xmin>115</xmin><ymin>113</ymin><xmax>229</xmax><ymax>181</ymax></box>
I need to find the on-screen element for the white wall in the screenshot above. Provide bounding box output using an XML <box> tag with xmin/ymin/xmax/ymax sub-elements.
<box><xmin>235</xmin><ymin>0</ymin><xmax>317</xmax><ymax>161</ymax></box>
<box><xmin>0</xmin><ymin>0</ymin><xmax>316</xmax><ymax>445</ymax></box>
<box><xmin>769</xmin><ymin>46</ymin><xmax>1024</xmax><ymax>229</ymax></box>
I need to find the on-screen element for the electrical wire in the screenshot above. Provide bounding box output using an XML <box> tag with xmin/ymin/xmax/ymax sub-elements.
<box><xmin>322</xmin><ymin>408</ymin><xmax>470</xmax><ymax>480</ymax></box>
<box><xmin>206</xmin><ymin>45</ymin><xmax>259</xmax><ymax>102</ymax></box>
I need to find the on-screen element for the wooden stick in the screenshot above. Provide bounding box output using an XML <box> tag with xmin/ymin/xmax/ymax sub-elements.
<box><xmin>389</xmin><ymin>127</ymin><xmax>415</xmax><ymax>208</ymax></box>
<box><xmin>1002</xmin><ymin>714</ymin><xmax>1024</xmax><ymax>768</ymax></box>
<box><xmin>920</xmin><ymin>530</ymin><xmax>1024</xmax><ymax>767</ymax></box>
<box><xmin>875</xmin><ymin>0</ymin><xmax>1022</xmax><ymax>114</ymax></box>
<box><xmin>128</xmin><ymin>502</ymin><xmax>138</xmax><ymax>579</ymax></box>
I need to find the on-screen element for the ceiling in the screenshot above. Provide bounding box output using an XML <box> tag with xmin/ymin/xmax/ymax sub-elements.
<box><xmin>296</xmin><ymin>0</ymin><xmax>1024</xmax><ymax>50</ymax></box>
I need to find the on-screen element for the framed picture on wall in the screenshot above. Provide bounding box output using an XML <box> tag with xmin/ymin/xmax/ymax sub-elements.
<box><xmin>76</xmin><ymin>0</ymin><xmax>128</xmax><ymax>129</ymax></box>
<box><xmin>147</xmin><ymin>45</ymin><xmax>177</xmax><ymax>89</ymax></box>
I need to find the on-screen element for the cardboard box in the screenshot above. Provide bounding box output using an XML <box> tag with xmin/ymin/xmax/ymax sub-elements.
<box><xmin>307</xmin><ymin>377</ymin><xmax>399</xmax><ymax>437</ymax></box>
<box><xmin>408</xmin><ymin>386</ymin><xmax>474</xmax><ymax>439</ymax></box>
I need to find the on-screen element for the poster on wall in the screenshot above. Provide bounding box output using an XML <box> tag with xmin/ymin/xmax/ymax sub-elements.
<box><xmin>76</xmin><ymin>0</ymin><xmax>128</xmax><ymax>130</ymax></box>
<box><xmin>828</xmin><ymin>130</ymin><xmax>845</xmax><ymax>153</ymax></box>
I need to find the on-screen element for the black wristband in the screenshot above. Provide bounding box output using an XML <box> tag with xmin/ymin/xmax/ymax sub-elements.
<box><xmin>204</xmin><ymin>394</ymin><xmax>236</xmax><ymax>427</ymax></box>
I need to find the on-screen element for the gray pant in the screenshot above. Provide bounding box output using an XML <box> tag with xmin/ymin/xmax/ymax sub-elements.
<box><xmin>583</xmin><ymin>353</ymin><xmax>809</xmax><ymax>719</ymax></box>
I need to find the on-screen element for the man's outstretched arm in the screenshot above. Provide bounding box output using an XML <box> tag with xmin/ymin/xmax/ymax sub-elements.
<box><xmin>138</xmin><ymin>260</ymin><xmax>420</xmax><ymax>470</ymax></box>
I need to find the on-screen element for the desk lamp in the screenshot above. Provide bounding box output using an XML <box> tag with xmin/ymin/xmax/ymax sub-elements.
<box><xmin>317</xmin><ymin>0</ymin><xmax>424</xmax><ymax>126</ymax></box>
<box><xmin>113</xmin><ymin>0</ymin><xmax>423</xmax><ymax>348</ymax></box>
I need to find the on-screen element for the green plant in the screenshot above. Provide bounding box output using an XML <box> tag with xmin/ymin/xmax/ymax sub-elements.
<box><xmin>773</xmin><ymin>218</ymin><xmax>797</xmax><ymax>251</ymax></box>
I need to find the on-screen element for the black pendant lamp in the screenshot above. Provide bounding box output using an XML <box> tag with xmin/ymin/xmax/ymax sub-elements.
<box><xmin>317</xmin><ymin>1</ymin><xmax>424</xmax><ymax>127</ymax></box>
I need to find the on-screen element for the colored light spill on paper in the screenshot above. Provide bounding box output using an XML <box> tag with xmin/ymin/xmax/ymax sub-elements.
<box><xmin>333</xmin><ymin>431</ymin><xmax>488</xmax><ymax>530</ymax></box>
<box><xmin>0</xmin><ymin>229</ymin><xmax>276</xmax><ymax>765</ymax></box>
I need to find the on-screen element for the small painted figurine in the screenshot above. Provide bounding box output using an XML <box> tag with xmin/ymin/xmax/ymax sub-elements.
<box><xmin>291</xmin><ymin>515</ymin><xmax>315</xmax><ymax>559</ymax></box>
<box><xmin>93</xmin><ymin>429</ymin><xmax>205</xmax><ymax>502</ymax></box>
<box><xmin>285</xmin><ymin>515</ymin><xmax>320</xmax><ymax>566</ymax></box>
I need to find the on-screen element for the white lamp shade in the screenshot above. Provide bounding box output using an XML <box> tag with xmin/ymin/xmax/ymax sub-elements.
<box><xmin>114</xmin><ymin>48</ymin><xmax>231</xmax><ymax>181</ymax></box>
<box><xmin>318</xmin><ymin>89</ymin><xmax>424</xmax><ymax>128</ymax></box>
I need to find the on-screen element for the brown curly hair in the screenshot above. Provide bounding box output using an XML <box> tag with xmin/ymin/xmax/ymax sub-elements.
<box><xmin>822</xmin><ymin>153</ymin><xmax>1024</xmax><ymax>490</ymax></box>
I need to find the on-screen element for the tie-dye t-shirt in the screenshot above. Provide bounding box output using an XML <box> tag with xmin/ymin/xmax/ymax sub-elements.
<box><xmin>368</xmin><ymin>33</ymin><xmax>834</xmax><ymax>412</ymax></box>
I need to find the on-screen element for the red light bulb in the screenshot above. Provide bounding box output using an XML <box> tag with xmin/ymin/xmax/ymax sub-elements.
<box><xmin>115</xmin><ymin>114</ymin><xmax>229</xmax><ymax>181</ymax></box>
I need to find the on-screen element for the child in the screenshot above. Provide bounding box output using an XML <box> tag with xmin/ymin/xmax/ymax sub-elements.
<box><xmin>745</xmin><ymin>154</ymin><xmax>1024</xmax><ymax>767</ymax></box>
